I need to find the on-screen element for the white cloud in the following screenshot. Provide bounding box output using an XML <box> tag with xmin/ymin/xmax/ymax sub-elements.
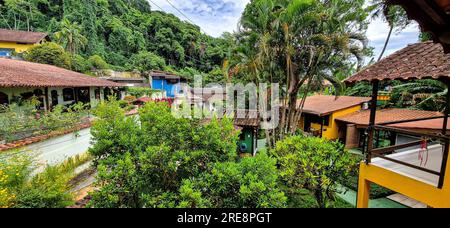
<box><xmin>147</xmin><ymin>0</ymin><xmax>249</xmax><ymax>37</ymax></box>
<box><xmin>367</xmin><ymin>17</ymin><xmax>420</xmax><ymax>59</ymax></box>
<box><xmin>147</xmin><ymin>0</ymin><xmax>420</xmax><ymax>58</ymax></box>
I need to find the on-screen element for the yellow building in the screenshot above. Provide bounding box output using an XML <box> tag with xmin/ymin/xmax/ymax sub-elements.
<box><xmin>0</xmin><ymin>29</ymin><xmax>48</xmax><ymax>57</ymax></box>
<box><xmin>299</xmin><ymin>95</ymin><xmax>371</xmax><ymax>141</ymax></box>
<box><xmin>345</xmin><ymin>41</ymin><xmax>450</xmax><ymax>208</ymax></box>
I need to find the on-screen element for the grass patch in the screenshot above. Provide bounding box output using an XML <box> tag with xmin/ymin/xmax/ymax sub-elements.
<box><xmin>344</xmin><ymin>154</ymin><xmax>395</xmax><ymax>199</ymax></box>
<box><xmin>284</xmin><ymin>187</ymin><xmax>354</xmax><ymax>208</ymax></box>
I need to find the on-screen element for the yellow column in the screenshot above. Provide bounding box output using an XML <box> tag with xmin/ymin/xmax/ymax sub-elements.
<box><xmin>444</xmin><ymin>142</ymin><xmax>450</xmax><ymax>191</ymax></box>
<box><xmin>357</xmin><ymin>163</ymin><xmax>371</xmax><ymax>208</ymax></box>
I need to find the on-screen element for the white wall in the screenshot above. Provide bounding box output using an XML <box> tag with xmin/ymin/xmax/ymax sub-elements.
<box><xmin>0</xmin><ymin>86</ymin><xmax>106</xmax><ymax>109</ymax></box>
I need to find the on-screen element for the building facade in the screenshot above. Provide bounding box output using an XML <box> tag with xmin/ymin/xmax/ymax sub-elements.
<box><xmin>0</xmin><ymin>59</ymin><xmax>121</xmax><ymax>110</ymax></box>
<box><xmin>0</xmin><ymin>29</ymin><xmax>48</xmax><ymax>57</ymax></box>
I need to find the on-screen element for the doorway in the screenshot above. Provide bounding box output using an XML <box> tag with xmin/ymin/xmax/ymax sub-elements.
<box><xmin>75</xmin><ymin>87</ymin><xmax>90</xmax><ymax>105</ymax></box>
<box><xmin>51</xmin><ymin>90</ymin><xmax>59</xmax><ymax>108</ymax></box>
<box><xmin>0</xmin><ymin>92</ymin><xmax>8</xmax><ymax>105</ymax></box>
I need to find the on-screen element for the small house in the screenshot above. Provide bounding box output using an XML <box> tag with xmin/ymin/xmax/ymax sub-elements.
<box><xmin>0</xmin><ymin>59</ymin><xmax>122</xmax><ymax>110</ymax></box>
<box><xmin>150</xmin><ymin>71</ymin><xmax>188</xmax><ymax>98</ymax></box>
<box><xmin>298</xmin><ymin>95</ymin><xmax>371</xmax><ymax>140</ymax></box>
<box><xmin>0</xmin><ymin>29</ymin><xmax>48</xmax><ymax>57</ymax></box>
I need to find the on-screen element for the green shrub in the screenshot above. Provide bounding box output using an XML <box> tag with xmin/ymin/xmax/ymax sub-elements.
<box><xmin>71</xmin><ymin>54</ymin><xmax>89</xmax><ymax>72</ymax></box>
<box><xmin>24</xmin><ymin>42</ymin><xmax>71</xmax><ymax>69</ymax></box>
<box><xmin>270</xmin><ymin>135</ymin><xmax>356</xmax><ymax>208</ymax></box>
<box><xmin>125</xmin><ymin>87</ymin><xmax>153</xmax><ymax>98</ymax></box>
<box><xmin>88</xmin><ymin>55</ymin><xmax>109</xmax><ymax>70</ymax></box>
<box><xmin>178</xmin><ymin>152</ymin><xmax>287</xmax><ymax>208</ymax></box>
<box><xmin>0</xmin><ymin>102</ymin><xmax>87</xmax><ymax>143</ymax></box>
<box><xmin>0</xmin><ymin>153</ymin><xmax>76</xmax><ymax>208</ymax></box>
<box><xmin>126</xmin><ymin>51</ymin><xmax>166</xmax><ymax>72</ymax></box>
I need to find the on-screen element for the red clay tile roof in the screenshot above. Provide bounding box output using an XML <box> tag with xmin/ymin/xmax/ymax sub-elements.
<box><xmin>335</xmin><ymin>108</ymin><xmax>443</xmax><ymax>126</ymax></box>
<box><xmin>388</xmin><ymin>118</ymin><xmax>450</xmax><ymax>131</ymax></box>
<box><xmin>0</xmin><ymin>29</ymin><xmax>48</xmax><ymax>44</ymax></box>
<box><xmin>345</xmin><ymin>42</ymin><xmax>450</xmax><ymax>84</ymax></box>
<box><xmin>301</xmin><ymin>95</ymin><xmax>371</xmax><ymax>116</ymax></box>
<box><xmin>0</xmin><ymin>59</ymin><xmax>121</xmax><ymax>88</ymax></box>
<box><xmin>150</xmin><ymin>70</ymin><xmax>188</xmax><ymax>80</ymax></box>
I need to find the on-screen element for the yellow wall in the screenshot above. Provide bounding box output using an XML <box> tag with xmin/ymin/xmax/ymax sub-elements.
<box><xmin>357</xmin><ymin>154</ymin><xmax>450</xmax><ymax>208</ymax></box>
<box><xmin>0</xmin><ymin>41</ymin><xmax>36</xmax><ymax>53</ymax></box>
<box><xmin>306</xmin><ymin>105</ymin><xmax>363</xmax><ymax>140</ymax></box>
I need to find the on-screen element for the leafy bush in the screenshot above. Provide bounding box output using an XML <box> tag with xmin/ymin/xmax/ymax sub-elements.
<box><xmin>71</xmin><ymin>54</ymin><xmax>90</xmax><ymax>73</ymax></box>
<box><xmin>126</xmin><ymin>51</ymin><xmax>166</xmax><ymax>72</ymax></box>
<box><xmin>0</xmin><ymin>153</ymin><xmax>77</xmax><ymax>208</ymax></box>
<box><xmin>179</xmin><ymin>152</ymin><xmax>287</xmax><ymax>208</ymax></box>
<box><xmin>0</xmin><ymin>102</ymin><xmax>87</xmax><ymax>143</ymax></box>
<box><xmin>125</xmin><ymin>87</ymin><xmax>154</xmax><ymax>98</ymax></box>
<box><xmin>24</xmin><ymin>42</ymin><xmax>71</xmax><ymax>69</ymax></box>
<box><xmin>88</xmin><ymin>55</ymin><xmax>109</xmax><ymax>70</ymax></box>
<box><xmin>270</xmin><ymin>135</ymin><xmax>356</xmax><ymax>208</ymax></box>
<box><xmin>90</xmin><ymin>100</ymin><xmax>289</xmax><ymax>208</ymax></box>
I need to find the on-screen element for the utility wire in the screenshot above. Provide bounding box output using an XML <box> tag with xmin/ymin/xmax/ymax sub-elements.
<box><xmin>148</xmin><ymin>0</ymin><xmax>211</xmax><ymax>69</ymax></box>
<box><xmin>148</xmin><ymin>0</ymin><xmax>165</xmax><ymax>11</ymax></box>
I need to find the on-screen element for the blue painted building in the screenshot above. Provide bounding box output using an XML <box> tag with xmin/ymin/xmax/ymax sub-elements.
<box><xmin>150</xmin><ymin>71</ymin><xmax>187</xmax><ymax>98</ymax></box>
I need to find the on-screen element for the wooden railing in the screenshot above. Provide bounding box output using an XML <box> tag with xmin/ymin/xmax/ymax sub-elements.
<box><xmin>365</xmin><ymin>125</ymin><xmax>450</xmax><ymax>189</ymax></box>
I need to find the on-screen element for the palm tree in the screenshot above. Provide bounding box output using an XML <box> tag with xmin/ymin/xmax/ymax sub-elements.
<box><xmin>392</xmin><ymin>80</ymin><xmax>448</xmax><ymax>111</ymax></box>
<box><xmin>234</xmin><ymin>0</ymin><xmax>370</xmax><ymax>143</ymax></box>
<box><xmin>369</xmin><ymin>0</ymin><xmax>410</xmax><ymax>61</ymax></box>
<box><xmin>54</xmin><ymin>18</ymin><xmax>88</xmax><ymax>55</ymax></box>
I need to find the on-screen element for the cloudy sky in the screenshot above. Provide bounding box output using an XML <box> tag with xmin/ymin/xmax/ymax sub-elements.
<box><xmin>147</xmin><ymin>0</ymin><xmax>420</xmax><ymax>59</ymax></box>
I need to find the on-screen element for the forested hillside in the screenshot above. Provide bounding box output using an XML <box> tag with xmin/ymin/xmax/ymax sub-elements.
<box><xmin>0</xmin><ymin>0</ymin><xmax>229</xmax><ymax>77</ymax></box>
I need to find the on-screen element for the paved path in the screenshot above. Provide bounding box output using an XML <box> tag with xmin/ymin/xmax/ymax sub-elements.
<box><xmin>1</xmin><ymin>128</ymin><xmax>92</xmax><ymax>166</ymax></box>
<box><xmin>337</xmin><ymin>186</ymin><xmax>407</xmax><ymax>208</ymax></box>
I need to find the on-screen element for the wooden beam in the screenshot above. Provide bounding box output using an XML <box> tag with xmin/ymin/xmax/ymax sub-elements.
<box><xmin>372</xmin><ymin>139</ymin><xmax>429</xmax><ymax>155</ymax></box>
<box><xmin>438</xmin><ymin>80</ymin><xmax>450</xmax><ymax>188</ymax></box>
<box><xmin>366</xmin><ymin>81</ymin><xmax>379</xmax><ymax>164</ymax></box>
<box><xmin>375</xmin><ymin>154</ymin><xmax>441</xmax><ymax>176</ymax></box>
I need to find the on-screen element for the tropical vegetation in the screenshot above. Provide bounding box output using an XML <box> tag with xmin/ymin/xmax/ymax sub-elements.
<box><xmin>0</xmin><ymin>0</ymin><xmax>229</xmax><ymax>79</ymax></box>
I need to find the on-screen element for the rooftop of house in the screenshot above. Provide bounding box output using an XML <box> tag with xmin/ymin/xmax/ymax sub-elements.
<box><xmin>388</xmin><ymin>118</ymin><xmax>450</xmax><ymax>132</ymax></box>
<box><xmin>0</xmin><ymin>58</ymin><xmax>121</xmax><ymax>88</ymax></box>
<box><xmin>150</xmin><ymin>70</ymin><xmax>188</xmax><ymax>80</ymax></box>
<box><xmin>345</xmin><ymin>42</ymin><xmax>450</xmax><ymax>84</ymax></box>
<box><xmin>335</xmin><ymin>108</ymin><xmax>443</xmax><ymax>126</ymax></box>
<box><xmin>190</xmin><ymin>87</ymin><xmax>227</xmax><ymax>101</ymax></box>
<box><xmin>0</xmin><ymin>29</ymin><xmax>48</xmax><ymax>44</ymax></box>
<box><xmin>100</xmin><ymin>77</ymin><xmax>146</xmax><ymax>82</ymax></box>
<box><xmin>300</xmin><ymin>95</ymin><xmax>371</xmax><ymax>116</ymax></box>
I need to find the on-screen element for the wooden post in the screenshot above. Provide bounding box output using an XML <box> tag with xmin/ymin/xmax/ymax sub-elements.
<box><xmin>366</xmin><ymin>80</ymin><xmax>379</xmax><ymax>164</ymax></box>
<box><xmin>438</xmin><ymin>79</ymin><xmax>450</xmax><ymax>188</ymax></box>
<box><xmin>44</xmin><ymin>87</ymin><xmax>50</xmax><ymax>112</ymax></box>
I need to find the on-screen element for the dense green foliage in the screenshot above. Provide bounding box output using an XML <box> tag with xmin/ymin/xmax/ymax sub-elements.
<box><xmin>270</xmin><ymin>135</ymin><xmax>356</xmax><ymax>208</ymax></box>
<box><xmin>227</xmin><ymin>0</ymin><xmax>371</xmax><ymax>146</ymax></box>
<box><xmin>24</xmin><ymin>42</ymin><xmax>72</xmax><ymax>69</ymax></box>
<box><xmin>390</xmin><ymin>79</ymin><xmax>448</xmax><ymax>112</ymax></box>
<box><xmin>0</xmin><ymin>153</ymin><xmax>90</xmax><ymax>208</ymax></box>
<box><xmin>0</xmin><ymin>101</ymin><xmax>87</xmax><ymax>143</ymax></box>
<box><xmin>0</xmin><ymin>0</ymin><xmax>228</xmax><ymax>75</ymax></box>
<box><xmin>88</xmin><ymin>100</ymin><xmax>286</xmax><ymax>208</ymax></box>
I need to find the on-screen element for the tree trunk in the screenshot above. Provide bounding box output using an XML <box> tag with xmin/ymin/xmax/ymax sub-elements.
<box><xmin>378</xmin><ymin>25</ymin><xmax>393</xmax><ymax>62</ymax></box>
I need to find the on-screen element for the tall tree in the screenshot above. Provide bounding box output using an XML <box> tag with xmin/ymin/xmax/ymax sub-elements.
<box><xmin>54</xmin><ymin>18</ymin><xmax>88</xmax><ymax>55</ymax></box>
<box><xmin>234</xmin><ymin>0</ymin><xmax>370</xmax><ymax>146</ymax></box>
<box><xmin>369</xmin><ymin>0</ymin><xmax>410</xmax><ymax>61</ymax></box>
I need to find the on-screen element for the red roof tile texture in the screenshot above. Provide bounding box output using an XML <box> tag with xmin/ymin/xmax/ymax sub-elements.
<box><xmin>301</xmin><ymin>95</ymin><xmax>371</xmax><ymax>116</ymax></box>
<box><xmin>335</xmin><ymin>108</ymin><xmax>443</xmax><ymax>126</ymax></box>
<box><xmin>0</xmin><ymin>59</ymin><xmax>121</xmax><ymax>88</ymax></box>
<box><xmin>0</xmin><ymin>29</ymin><xmax>48</xmax><ymax>44</ymax></box>
<box><xmin>388</xmin><ymin>118</ymin><xmax>450</xmax><ymax>131</ymax></box>
<box><xmin>345</xmin><ymin>42</ymin><xmax>450</xmax><ymax>84</ymax></box>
